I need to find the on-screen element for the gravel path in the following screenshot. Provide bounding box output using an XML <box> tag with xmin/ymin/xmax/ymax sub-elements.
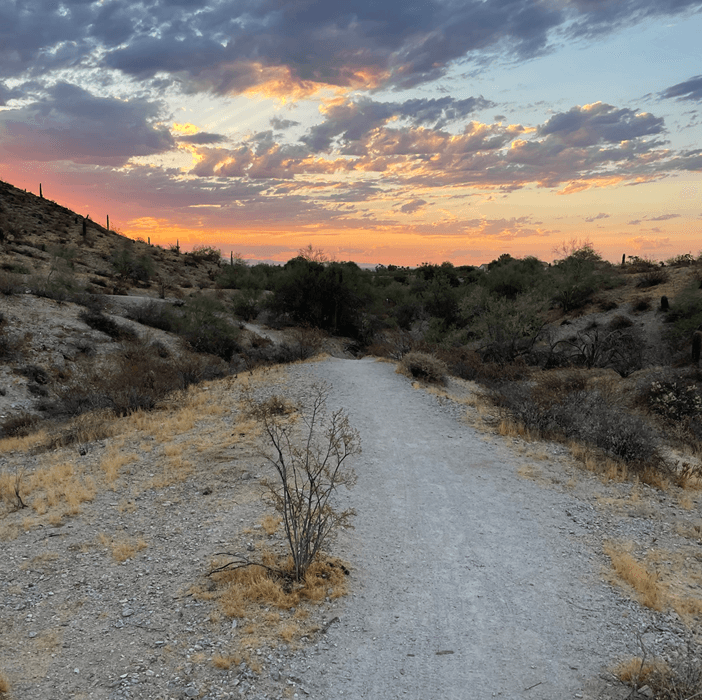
<box><xmin>284</xmin><ymin>357</ymin><xmax>649</xmax><ymax>700</ymax></box>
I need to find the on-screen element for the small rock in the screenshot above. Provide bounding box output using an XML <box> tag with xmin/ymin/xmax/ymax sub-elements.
<box><xmin>122</xmin><ymin>609</ymin><xmax>134</xmax><ymax>618</ymax></box>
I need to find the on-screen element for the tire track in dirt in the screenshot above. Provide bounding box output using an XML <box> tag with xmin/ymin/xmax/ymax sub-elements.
<box><xmin>287</xmin><ymin>357</ymin><xmax>634</xmax><ymax>700</ymax></box>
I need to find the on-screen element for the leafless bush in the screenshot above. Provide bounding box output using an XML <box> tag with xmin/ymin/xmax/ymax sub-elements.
<box><xmin>248</xmin><ymin>384</ymin><xmax>360</xmax><ymax>581</ymax></box>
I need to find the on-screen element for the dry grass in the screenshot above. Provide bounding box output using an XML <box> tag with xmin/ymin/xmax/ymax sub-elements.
<box><xmin>99</xmin><ymin>533</ymin><xmax>148</xmax><ymax>562</ymax></box>
<box><xmin>0</xmin><ymin>671</ymin><xmax>9</xmax><ymax>695</ymax></box>
<box><xmin>604</xmin><ymin>541</ymin><xmax>702</xmax><ymax>620</ymax></box>
<box><xmin>675</xmin><ymin>520</ymin><xmax>702</xmax><ymax>543</ymax></box>
<box><xmin>195</xmin><ymin>553</ymin><xmax>348</xmax><ymax>645</ymax></box>
<box><xmin>614</xmin><ymin>656</ymin><xmax>669</xmax><ymax>686</ymax></box>
<box><xmin>261</xmin><ymin>515</ymin><xmax>281</xmax><ymax>536</ymax></box>
<box><xmin>604</xmin><ymin>541</ymin><xmax>664</xmax><ymax>611</ymax></box>
<box><xmin>100</xmin><ymin>446</ymin><xmax>138</xmax><ymax>485</ymax></box>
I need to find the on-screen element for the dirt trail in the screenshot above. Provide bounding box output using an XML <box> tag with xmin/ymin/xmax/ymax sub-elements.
<box><xmin>286</xmin><ymin>357</ymin><xmax>637</xmax><ymax>700</ymax></box>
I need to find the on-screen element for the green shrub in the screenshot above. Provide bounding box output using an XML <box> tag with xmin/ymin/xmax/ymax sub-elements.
<box><xmin>126</xmin><ymin>301</ymin><xmax>178</xmax><ymax>332</ymax></box>
<box><xmin>665</xmin><ymin>282</ymin><xmax>702</xmax><ymax>350</ymax></box>
<box><xmin>637</xmin><ymin>268</ymin><xmax>669</xmax><ymax>287</ymax></box>
<box><xmin>233</xmin><ymin>289</ymin><xmax>261</xmax><ymax>321</ymax></box>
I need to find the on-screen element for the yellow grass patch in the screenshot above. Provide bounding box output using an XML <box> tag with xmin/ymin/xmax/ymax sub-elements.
<box><xmin>613</xmin><ymin>657</ymin><xmax>668</xmax><ymax>686</ymax></box>
<box><xmin>0</xmin><ymin>670</ymin><xmax>9</xmax><ymax>695</ymax></box>
<box><xmin>604</xmin><ymin>541</ymin><xmax>664</xmax><ymax>610</ymax></box>
<box><xmin>99</xmin><ymin>533</ymin><xmax>148</xmax><ymax>562</ymax></box>
<box><xmin>261</xmin><ymin>515</ymin><xmax>280</xmax><ymax>536</ymax></box>
<box><xmin>196</xmin><ymin>553</ymin><xmax>349</xmax><ymax>642</ymax></box>
<box><xmin>100</xmin><ymin>447</ymin><xmax>138</xmax><ymax>485</ymax></box>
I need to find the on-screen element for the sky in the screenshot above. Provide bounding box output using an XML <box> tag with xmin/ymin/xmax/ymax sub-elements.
<box><xmin>1</xmin><ymin>0</ymin><xmax>702</xmax><ymax>267</ymax></box>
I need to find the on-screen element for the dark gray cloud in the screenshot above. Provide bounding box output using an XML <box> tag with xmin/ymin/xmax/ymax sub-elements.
<box><xmin>584</xmin><ymin>212</ymin><xmax>610</xmax><ymax>222</ymax></box>
<box><xmin>270</xmin><ymin>117</ymin><xmax>300</xmax><ymax>130</ymax></box>
<box><xmin>538</xmin><ymin>103</ymin><xmax>664</xmax><ymax>147</ymax></box>
<box><xmin>399</xmin><ymin>198</ymin><xmax>428</xmax><ymax>214</ymax></box>
<box><xmin>661</xmin><ymin>75</ymin><xmax>702</xmax><ymax>101</ymax></box>
<box><xmin>0</xmin><ymin>82</ymin><xmax>174</xmax><ymax>165</ymax></box>
<box><xmin>176</xmin><ymin>132</ymin><xmax>227</xmax><ymax>144</ymax></box>
<box><xmin>649</xmin><ymin>213</ymin><xmax>680</xmax><ymax>221</ymax></box>
<box><xmin>567</xmin><ymin>0</ymin><xmax>702</xmax><ymax>39</ymax></box>
<box><xmin>0</xmin><ymin>81</ymin><xmax>23</xmax><ymax>105</ymax></box>
<box><xmin>3</xmin><ymin>0</ymin><xmax>701</xmax><ymax>94</ymax></box>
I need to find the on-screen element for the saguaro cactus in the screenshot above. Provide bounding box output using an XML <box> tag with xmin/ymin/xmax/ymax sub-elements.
<box><xmin>660</xmin><ymin>295</ymin><xmax>669</xmax><ymax>312</ymax></box>
<box><xmin>39</xmin><ymin>183</ymin><xmax>43</xmax><ymax>199</ymax></box>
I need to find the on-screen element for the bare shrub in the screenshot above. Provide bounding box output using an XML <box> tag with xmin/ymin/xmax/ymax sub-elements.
<box><xmin>399</xmin><ymin>351</ymin><xmax>447</xmax><ymax>384</ymax></box>
<box><xmin>248</xmin><ymin>384</ymin><xmax>360</xmax><ymax>581</ymax></box>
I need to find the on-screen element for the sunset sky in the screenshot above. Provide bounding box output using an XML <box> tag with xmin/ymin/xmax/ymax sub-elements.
<box><xmin>1</xmin><ymin>0</ymin><xmax>701</xmax><ymax>266</ymax></box>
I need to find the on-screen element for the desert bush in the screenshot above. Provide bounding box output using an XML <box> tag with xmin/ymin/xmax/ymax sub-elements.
<box><xmin>608</xmin><ymin>315</ymin><xmax>634</xmax><ymax>330</ymax></box>
<box><xmin>1</xmin><ymin>412</ymin><xmax>39</xmax><ymax>438</ymax></box>
<box><xmin>550</xmin><ymin>326</ymin><xmax>644</xmax><ymax>377</ymax></box>
<box><xmin>0</xmin><ymin>271</ymin><xmax>23</xmax><ymax>295</ymax></box>
<box><xmin>664</xmin><ymin>282</ymin><xmax>702</xmax><ymax>350</ymax></box>
<box><xmin>617</xmin><ymin>636</ymin><xmax>702</xmax><ymax>700</ymax></box>
<box><xmin>644</xmin><ymin>373</ymin><xmax>702</xmax><ymax>445</ymax></box>
<box><xmin>47</xmin><ymin>340</ymin><xmax>227</xmax><ymax>418</ymax></box>
<box><xmin>111</xmin><ymin>244</ymin><xmax>155</xmax><ymax>282</ymax></box>
<box><xmin>79</xmin><ymin>309</ymin><xmax>136</xmax><ymax>340</ymax></box>
<box><xmin>247</xmin><ymin>384</ymin><xmax>360</xmax><ymax>581</ymax></box>
<box><xmin>126</xmin><ymin>301</ymin><xmax>177</xmax><ymax>332</ymax></box>
<box><xmin>632</xmin><ymin>297</ymin><xmax>652</xmax><ymax>312</ymax></box>
<box><xmin>399</xmin><ymin>351</ymin><xmax>447</xmax><ymax>384</ymax></box>
<box><xmin>491</xmin><ymin>374</ymin><xmax>661</xmax><ymax>468</ymax></box>
<box><xmin>637</xmin><ymin>268</ymin><xmax>669</xmax><ymax>287</ymax></box>
<box><xmin>190</xmin><ymin>245</ymin><xmax>222</xmax><ymax>263</ymax></box>
<box><xmin>233</xmin><ymin>289</ymin><xmax>261</xmax><ymax>321</ymax></box>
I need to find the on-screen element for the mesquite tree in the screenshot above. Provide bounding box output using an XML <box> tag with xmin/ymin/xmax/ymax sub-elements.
<box><xmin>249</xmin><ymin>385</ymin><xmax>360</xmax><ymax>581</ymax></box>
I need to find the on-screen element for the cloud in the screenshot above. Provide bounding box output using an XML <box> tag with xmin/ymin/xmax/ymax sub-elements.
<box><xmin>301</xmin><ymin>95</ymin><xmax>493</xmax><ymax>153</ymax></box>
<box><xmin>270</xmin><ymin>117</ymin><xmax>300</xmax><ymax>130</ymax></box>
<box><xmin>0</xmin><ymin>82</ymin><xmax>173</xmax><ymax>166</ymax></box>
<box><xmin>176</xmin><ymin>132</ymin><xmax>227</xmax><ymax>145</ymax></box>
<box><xmin>649</xmin><ymin>213</ymin><xmax>681</xmax><ymax>221</ymax></box>
<box><xmin>538</xmin><ymin>102</ymin><xmax>664</xmax><ymax>147</ymax></box>
<box><xmin>628</xmin><ymin>236</ymin><xmax>671</xmax><ymax>251</ymax></box>
<box><xmin>399</xmin><ymin>198</ymin><xmax>428</xmax><ymax>214</ymax></box>
<box><xmin>584</xmin><ymin>212</ymin><xmax>610</xmax><ymax>222</ymax></box>
<box><xmin>185</xmin><ymin>100</ymin><xmax>685</xmax><ymax>196</ymax></box>
<box><xmin>0</xmin><ymin>81</ymin><xmax>23</xmax><ymax>106</ymax></box>
<box><xmin>660</xmin><ymin>75</ymin><xmax>702</xmax><ymax>101</ymax></box>
<box><xmin>4</xmin><ymin>0</ymin><xmax>699</xmax><ymax>98</ymax></box>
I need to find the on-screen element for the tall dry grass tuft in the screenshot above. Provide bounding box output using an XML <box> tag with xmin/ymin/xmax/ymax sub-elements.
<box><xmin>604</xmin><ymin>542</ymin><xmax>664</xmax><ymax>611</ymax></box>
